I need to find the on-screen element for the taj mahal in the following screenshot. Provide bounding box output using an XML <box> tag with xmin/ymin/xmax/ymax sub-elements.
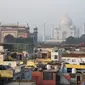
<box><xmin>47</xmin><ymin>14</ymin><xmax>79</xmax><ymax>43</ymax></box>
<box><xmin>53</xmin><ymin>14</ymin><xmax>77</xmax><ymax>42</ymax></box>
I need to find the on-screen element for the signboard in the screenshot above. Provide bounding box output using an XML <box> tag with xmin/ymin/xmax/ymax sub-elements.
<box><xmin>0</xmin><ymin>70</ymin><xmax>13</xmax><ymax>78</ymax></box>
<box><xmin>65</xmin><ymin>64</ymin><xmax>85</xmax><ymax>69</ymax></box>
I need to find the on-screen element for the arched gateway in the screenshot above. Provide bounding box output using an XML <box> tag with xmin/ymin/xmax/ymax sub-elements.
<box><xmin>4</xmin><ymin>34</ymin><xmax>15</xmax><ymax>43</ymax></box>
<box><xmin>0</xmin><ymin>24</ymin><xmax>29</xmax><ymax>43</ymax></box>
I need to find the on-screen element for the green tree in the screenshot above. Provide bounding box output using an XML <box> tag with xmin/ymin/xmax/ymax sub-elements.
<box><xmin>65</xmin><ymin>36</ymin><xmax>76</xmax><ymax>44</ymax></box>
<box><xmin>14</xmin><ymin>37</ymin><xmax>34</xmax><ymax>53</ymax></box>
<box><xmin>80</xmin><ymin>34</ymin><xmax>85</xmax><ymax>44</ymax></box>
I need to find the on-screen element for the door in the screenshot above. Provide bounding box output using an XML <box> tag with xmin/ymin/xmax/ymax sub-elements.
<box><xmin>77</xmin><ymin>76</ymin><xmax>81</xmax><ymax>85</ymax></box>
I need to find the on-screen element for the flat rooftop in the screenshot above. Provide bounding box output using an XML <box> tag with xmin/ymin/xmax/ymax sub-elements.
<box><xmin>6</xmin><ymin>81</ymin><xmax>35</xmax><ymax>85</ymax></box>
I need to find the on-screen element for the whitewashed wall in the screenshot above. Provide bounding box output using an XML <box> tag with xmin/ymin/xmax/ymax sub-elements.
<box><xmin>3</xmin><ymin>61</ymin><xmax>17</xmax><ymax>68</ymax></box>
<box><xmin>51</xmin><ymin>52</ymin><xmax>58</xmax><ymax>61</ymax></box>
<box><xmin>62</xmin><ymin>57</ymin><xmax>85</xmax><ymax>64</ymax></box>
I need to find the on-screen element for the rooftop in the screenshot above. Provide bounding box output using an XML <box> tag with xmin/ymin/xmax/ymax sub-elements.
<box><xmin>6</xmin><ymin>81</ymin><xmax>36</xmax><ymax>85</ymax></box>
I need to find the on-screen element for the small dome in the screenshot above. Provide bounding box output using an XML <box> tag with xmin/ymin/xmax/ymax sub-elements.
<box><xmin>60</xmin><ymin>14</ymin><xmax>72</xmax><ymax>26</ymax></box>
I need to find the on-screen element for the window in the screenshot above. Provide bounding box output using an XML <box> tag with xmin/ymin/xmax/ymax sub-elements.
<box><xmin>54</xmin><ymin>55</ymin><xmax>57</xmax><ymax>59</ymax></box>
<box><xmin>42</xmin><ymin>53</ymin><xmax>47</xmax><ymax>58</ymax></box>
<box><xmin>43</xmin><ymin>72</ymin><xmax>53</xmax><ymax>80</ymax></box>
<box><xmin>67</xmin><ymin>68</ymin><xmax>72</xmax><ymax>73</ymax></box>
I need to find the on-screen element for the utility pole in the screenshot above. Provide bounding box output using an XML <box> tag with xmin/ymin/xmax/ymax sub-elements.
<box><xmin>78</xmin><ymin>28</ymin><xmax>80</xmax><ymax>38</ymax></box>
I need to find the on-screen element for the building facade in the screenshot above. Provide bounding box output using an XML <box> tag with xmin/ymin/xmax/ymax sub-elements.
<box><xmin>53</xmin><ymin>14</ymin><xmax>76</xmax><ymax>42</ymax></box>
<box><xmin>30</xmin><ymin>27</ymin><xmax>38</xmax><ymax>44</ymax></box>
<box><xmin>0</xmin><ymin>23</ymin><xmax>38</xmax><ymax>44</ymax></box>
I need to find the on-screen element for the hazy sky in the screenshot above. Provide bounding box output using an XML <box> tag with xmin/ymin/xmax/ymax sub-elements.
<box><xmin>0</xmin><ymin>0</ymin><xmax>85</xmax><ymax>36</ymax></box>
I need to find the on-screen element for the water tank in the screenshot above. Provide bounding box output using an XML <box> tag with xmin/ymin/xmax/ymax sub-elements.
<box><xmin>72</xmin><ymin>68</ymin><xmax>76</xmax><ymax>73</ymax></box>
<box><xmin>46</xmin><ymin>64</ymin><xmax>51</xmax><ymax>70</ymax></box>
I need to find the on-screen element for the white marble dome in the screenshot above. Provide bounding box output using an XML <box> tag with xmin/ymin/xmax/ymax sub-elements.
<box><xmin>60</xmin><ymin>14</ymin><xmax>72</xmax><ymax>26</ymax></box>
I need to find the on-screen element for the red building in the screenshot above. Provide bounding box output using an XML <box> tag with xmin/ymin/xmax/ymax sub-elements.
<box><xmin>32</xmin><ymin>70</ymin><xmax>58</xmax><ymax>85</ymax></box>
<box><xmin>0</xmin><ymin>23</ymin><xmax>38</xmax><ymax>44</ymax></box>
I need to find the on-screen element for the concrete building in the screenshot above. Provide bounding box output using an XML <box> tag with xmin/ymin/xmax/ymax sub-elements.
<box><xmin>53</xmin><ymin>14</ymin><xmax>76</xmax><ymax>42</ymax></box>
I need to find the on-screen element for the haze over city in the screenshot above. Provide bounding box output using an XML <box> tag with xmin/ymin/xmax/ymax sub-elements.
<box><xmin>1</xmin><ymin>1</ymin><xmax>85</xmax><ymax>85</ymax></box>
<box><xmin>0</xmin><ymin>0</ymin><xmax>85</xmax><ymax>37</ymax></box>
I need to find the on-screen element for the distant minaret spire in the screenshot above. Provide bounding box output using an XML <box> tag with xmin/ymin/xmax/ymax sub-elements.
<box><xmin>43</xmin><ymin>23</ymin><xmax>45</xmax><ymax>42</ymax></box>
<box><xmin>17</xmin><ymin>22</ymin><xmax>19</xmax><ymax>26</ymax></box>
<box><xmin>78</xmin><ymin>28</ymin><xmax>80</xmax><ymax>38</ymax></box>
<box><xmin>52</xmin><ymin>24</ymin><xmax>54</xmax><ymax>39</ymax></box>
<box><xmin>84</xmin><ymin>23</ymin><xmax>85</xmax><ymax>34</ymax></box>
<box><xmin>0</xmin><ymin>22</ymin><xmax>1</xmax><ymax>27</ymax></box>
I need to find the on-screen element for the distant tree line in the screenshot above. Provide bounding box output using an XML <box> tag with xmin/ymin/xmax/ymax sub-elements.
<box><xmin>5</xmin><ymin>36</ymin><xmax>33</xmax><ymax>44</ymax></box>
<box><xmin>4</xmin><ymin>37</ymin><xmax>34</xmax><ymax>52</ymax></box>
<box><xmin>63</xmin><ymin>34</ymin><xmax>85</xmax><ymax>45</ymax></box>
